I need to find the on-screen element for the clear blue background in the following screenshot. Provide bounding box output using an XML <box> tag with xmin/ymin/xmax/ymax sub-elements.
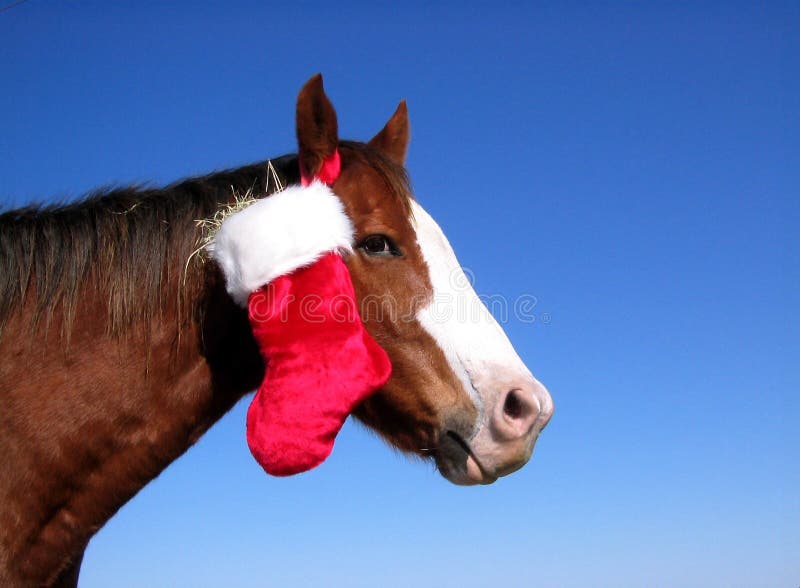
<box><xmin>1</xmin><ymin>2</ymin><xmax>797</xmax><ymax>586</ymax></box>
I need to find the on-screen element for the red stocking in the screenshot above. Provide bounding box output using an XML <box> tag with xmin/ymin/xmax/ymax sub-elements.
<box><xmin>210</xmin><ymin>151</ymin><xmax>389</xmax><ymax>476</ymax></box>
<box><xmin>245</xmin><ymin>253</ymin><xmax>391</xmax><ymax>476</ymax></box>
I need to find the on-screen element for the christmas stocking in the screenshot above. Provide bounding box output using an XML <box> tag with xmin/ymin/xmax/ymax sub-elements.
<box><xmin>210</xmin><ymin>156</ymin><xmax>391</xmax><ymax>476</ymax></box>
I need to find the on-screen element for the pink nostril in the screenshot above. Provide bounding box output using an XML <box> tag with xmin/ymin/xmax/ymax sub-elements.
<box><xmin>474</xmin><ymin>381</ymin><xmax>553</xmax><ymax>475</ymax></box>
<box><xmin>496</xmin><ymin>387</ymin><xmax>541</xmax><ymax>441</ymax></box>
<box><xmin>490</xmin><ymin>382</ymin><xmax>552</xmax><ymax>444</ymax></box>
<box><xmin>503</xmin><ymin>390</ymin><xmax>528</xmax><ymax>420</ymax></box>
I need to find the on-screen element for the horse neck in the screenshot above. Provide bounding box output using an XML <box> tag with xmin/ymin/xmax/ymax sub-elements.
<box><xmin>0</xmin><ymin>177</ymin><xmax>278</xmax><ymax>586</ymax></box>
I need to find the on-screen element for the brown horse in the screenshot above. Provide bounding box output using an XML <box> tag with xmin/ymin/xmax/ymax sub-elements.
<box><xmin>0</xmin><ymin>75</ymin><xmax>553</xmax><ymax>586</ymax></box>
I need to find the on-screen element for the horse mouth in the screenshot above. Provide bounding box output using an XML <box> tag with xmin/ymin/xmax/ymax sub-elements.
<box><xmin>435</xmin><ymin>430</ymin><xmax>498</xmax><ymax>486</ymax></box>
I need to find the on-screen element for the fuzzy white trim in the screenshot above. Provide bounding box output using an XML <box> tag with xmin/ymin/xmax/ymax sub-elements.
<box><xmin>209</xmin><ymin>181</ymin><xmax>354</xmax><ymax>306</ymax></box>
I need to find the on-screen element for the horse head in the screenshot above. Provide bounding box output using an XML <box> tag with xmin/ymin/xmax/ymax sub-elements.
<box><xmin>294</xmin><ymin>75</ymin><xmax>554</xmax><ymax>484</ymax></box>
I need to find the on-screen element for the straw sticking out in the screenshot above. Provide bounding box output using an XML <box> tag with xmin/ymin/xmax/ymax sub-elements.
<box><xmin>185</xmin><ymin>160</ymin><xmax>285</xmax><ymax>274</ymax></box>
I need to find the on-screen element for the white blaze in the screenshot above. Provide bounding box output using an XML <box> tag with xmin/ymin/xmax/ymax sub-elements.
<box><xmin>411</xmin><ymin>200</ymin><xmax>534</xmax><ymax>432</ymax></box>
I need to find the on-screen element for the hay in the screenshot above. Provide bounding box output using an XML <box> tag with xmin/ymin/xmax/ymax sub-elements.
<box><xmin>184</xmin><ymin>160</ymin><xmax>285</xmax><ymax>277</ymax></box>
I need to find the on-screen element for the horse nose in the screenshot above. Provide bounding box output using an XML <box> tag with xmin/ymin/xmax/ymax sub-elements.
<box><xmin>492</xmin><ymin>379</ymin><xmax>553</xmax><ymax>443</ymax></box>
<box><xmin>438</xmin><ymin>376</ymin><xmax>553</xmax><ymax>485</ymax></box>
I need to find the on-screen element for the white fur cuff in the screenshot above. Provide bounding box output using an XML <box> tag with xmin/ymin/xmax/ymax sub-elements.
<box><xmin>208</xmin><ymin>181</ymin><xmax>354</xmax><ymax>306</ymax></box>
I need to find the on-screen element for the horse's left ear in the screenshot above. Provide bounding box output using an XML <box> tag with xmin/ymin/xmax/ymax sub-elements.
<box><xmin>368</xmin><ymin>100</ymin><xmax>409</xmax><ymax>165</ymax></box>
<box><xmin>296</xmin><ymin>73</ymin><xmax>339</xmax><ymax>180</ymax></box>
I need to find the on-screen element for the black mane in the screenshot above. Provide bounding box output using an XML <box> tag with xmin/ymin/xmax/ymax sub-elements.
<box><xmin>0</xmin><ymin>154</ymin><xmax>300</xmax><ymax>340</ymax></box>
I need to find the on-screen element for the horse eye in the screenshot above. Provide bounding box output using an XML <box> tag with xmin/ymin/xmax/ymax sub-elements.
<box><xmin>360</xmin><ymin>235</ymin><xmax>398</xmax><ymax>257</ymax></box>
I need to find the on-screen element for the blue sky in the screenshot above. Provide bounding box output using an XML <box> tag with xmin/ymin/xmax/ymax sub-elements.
<box><xmin>1</xmin><ymin>2</ymin><xmax>797</xmax><ymax>586</ymax></box>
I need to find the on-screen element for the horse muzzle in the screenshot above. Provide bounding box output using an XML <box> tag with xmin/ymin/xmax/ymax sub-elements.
<box><xmin>435</xmin><ymin>377</ymin><xmax>553</xmax><ymax>485</ymax></box>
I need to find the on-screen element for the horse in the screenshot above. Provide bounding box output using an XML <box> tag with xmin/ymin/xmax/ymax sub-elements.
<box><xmin>0</xmin><ymin>75</ymin><xmax>553</xmax><ymax>586</ymax></box>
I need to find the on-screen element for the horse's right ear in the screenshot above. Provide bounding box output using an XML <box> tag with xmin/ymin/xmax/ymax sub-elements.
<box><xmin>296</xmin><ymin>74</ymin><xmax>339</xmax><ymax>181</ymax></box>
<box><xmin>368</xmin><ymin>100</ymin><xmax>409</xmax><ymax>165</ymax></box>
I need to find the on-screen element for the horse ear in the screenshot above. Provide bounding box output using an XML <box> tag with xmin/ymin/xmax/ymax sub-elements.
<box><xmin>368</xmin><ymin>100</ymin><xmax>409</xmax><ymax>165</ymax></box>
<box><xmin>296</xmin><ymin>73</ymin><xmax>339</xmax><ymax>180</ymax></box>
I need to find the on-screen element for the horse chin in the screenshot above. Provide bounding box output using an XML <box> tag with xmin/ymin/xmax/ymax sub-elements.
<box><xmin>434</xmin><ymin>431</ymin><xmax>498</xmax><ymax>486</ymax></box>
